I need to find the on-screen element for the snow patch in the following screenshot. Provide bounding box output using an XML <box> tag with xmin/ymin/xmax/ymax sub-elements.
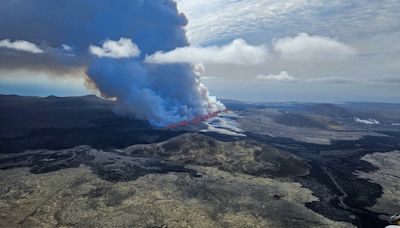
<box><xmin>201</xmin><ymin>111</ymin><xmax>246</xmax><ymax>136</ymax></box>
<box><xmin>355</xmin><ymin>117</ymin><xmax>380</xmax><ymax>125</ymax></box>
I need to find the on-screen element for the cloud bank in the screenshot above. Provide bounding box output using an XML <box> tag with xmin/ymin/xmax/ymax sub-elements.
<box><xmin>146</xmin><ymin>39</ymin><xmax>268</xmax><ymax>65</ymax></box>
<box><xmin>177</xmin><ymin>0</ymin><xmax>400</xmax><ymax>47</ymax></box>
<box><xmin>146</xmin><ymin>33</ymin><xmax>355</xmax><ymax>65</ymax></box>
<box><xmin>273</xmin><ymin>33</ymin><xmax>355</xmax><ymax>61</ymax></box>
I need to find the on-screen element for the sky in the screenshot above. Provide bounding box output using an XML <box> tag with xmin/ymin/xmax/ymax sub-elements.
<box><xmin>0</xmin><ymin>0</ymin><xmax>399</xmax><ymax>103</ymax></box>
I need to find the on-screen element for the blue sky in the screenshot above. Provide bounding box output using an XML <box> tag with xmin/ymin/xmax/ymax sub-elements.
<box><xmin>0</xmin><ymin>0</ymin><xmax>399</xmax><ymax>103</ymax></box>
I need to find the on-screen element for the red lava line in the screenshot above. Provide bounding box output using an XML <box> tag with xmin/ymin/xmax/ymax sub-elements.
<box><xmin>165</xmin><ymin>109</ymin><xmax>228</xmax><ymax>129</ymax></box>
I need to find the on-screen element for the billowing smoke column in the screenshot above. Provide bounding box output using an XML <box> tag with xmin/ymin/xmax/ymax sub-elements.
<box><xmin>87</xmin><ymin>59</ymin><xmax>224</xmax><ymax>126</ymax></box>
<box><xmin>85</xmin><ymin>1</ymin><xmax>224</xmax><ymax>127</ymax></box>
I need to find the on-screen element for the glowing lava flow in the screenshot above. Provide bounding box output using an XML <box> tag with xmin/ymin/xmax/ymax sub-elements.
<box><xmin>165</xmin><ymin>109</ymin><xmax>228</xmax><ymax>129</ymax></box>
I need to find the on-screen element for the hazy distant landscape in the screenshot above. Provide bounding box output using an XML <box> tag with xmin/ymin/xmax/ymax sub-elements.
<box><xmin>1</xmin><ymin>94</ymin><xmax>399</xmax><ymax>227</ymax></box>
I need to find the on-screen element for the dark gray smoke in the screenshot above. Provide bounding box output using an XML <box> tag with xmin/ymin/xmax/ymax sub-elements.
<box><xmin>0</xmin><ymin>0</ymin><xmax>224</xmax><ymax>126</ymax></box>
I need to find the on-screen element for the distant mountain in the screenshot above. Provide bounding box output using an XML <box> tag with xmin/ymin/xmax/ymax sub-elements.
<box><xmin>274</xmin><ymin>113</ymin><xmax>328</xmax><ymax>129</ymax></box>
<box><xmin>302</xmin><ymin>103</ymin><xmax>351</xmax><ymax>118</ymax></box>
<box><xmin>220</xmin><ymin>99</ymin><xmax>267</xmax><ymax>111</ymax></box>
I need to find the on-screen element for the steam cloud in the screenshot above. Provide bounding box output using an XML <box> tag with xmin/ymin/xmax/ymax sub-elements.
<box><xmin>87</xmin><ymin>45</ymin><xmax>224</xmax><ymax>126</ymax></box>
<box><xmin>0</xmin><ymin>0</ymin><xmax>225</xmax><ymax>127</ymax></box>
<box><xmin>83</xmin><ymin>2</ymin><xmax>225</xmax><ymax>127</ymax></box>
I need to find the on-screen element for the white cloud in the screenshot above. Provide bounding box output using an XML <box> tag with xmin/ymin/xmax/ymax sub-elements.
<box><xmin>89</xmin><ymin>38</ymin><xmax>140</xmax><ymax>58</ymax></box>
<box><xmin>146</xmin><ymin>33</ymin><xmax>355</xmax><ymax>67</ymax></box>
<box><xmin>146</xmin><ymin>32</ymin><xmax>358</xmax><ymax>66</ymax></box>
<box><xmin>256</xmin><ymin>71</ymin><xmax>295</xmax><ymax>81</ymax></box>
<box><xmin>62</xmin><ymin>44</ymin><xmax>72</xmax><ymax>51</ymax></box>
<box><xmin>146</xmin><ymin>39</ymin><xmax>268</xmax><ymax>65</ymax></box>
<box><xmin>0</xmin><ymin>39</ymin><xmax>44</xmax><ymax>53</ymax></box>
<box><xmin>273</xmin><ymin>33</ymin><xmax>355</xmax><ymax>61</ymax></box>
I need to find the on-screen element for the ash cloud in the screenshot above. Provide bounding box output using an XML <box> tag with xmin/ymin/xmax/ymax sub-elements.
<box><xmin>0</xmin><ymin>0</ymin><xmax>225</xmax><ymax>126</ymax></box>
<box><xmin>0</xmin><ymin>0</ymin><xmax>189</xmax><ymax>73</ymax></box>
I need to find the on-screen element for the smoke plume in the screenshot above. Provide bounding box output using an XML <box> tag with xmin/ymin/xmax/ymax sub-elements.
<box><xmin>87</xmin><ymin>52</ymin><xmax>224</xmax><ymax>126</ymax></box>
<box><xmin>84</xmin><ymin>2</ymin><xmax>224</xmax><ymax>126</ymax></box>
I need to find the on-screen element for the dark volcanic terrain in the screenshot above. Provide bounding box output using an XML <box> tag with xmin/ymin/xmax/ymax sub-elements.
<box><xmin>1</xmin><ymin>95</ymin><xmax>400</xmax><ymax>227</ymax></box>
